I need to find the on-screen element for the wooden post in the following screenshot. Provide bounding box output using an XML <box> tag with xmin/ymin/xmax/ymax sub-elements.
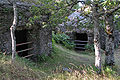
<box><xmin>10</xmin><ymin>0</ymin><xmax>17</xmax><ymax>61</ymax></box>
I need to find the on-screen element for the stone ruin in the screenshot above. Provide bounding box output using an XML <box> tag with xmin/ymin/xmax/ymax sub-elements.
<box><xmin>65</xmin><ymin>28</ymin><xmax>94</xmax><ymax>50</ymax></box>
<box><xmin>57</xmin><ymin>10</ymin><xmax>120</xmax><ymax>50</ymax></box>
<box><xmin>0</xmin><ymin>1</ymin><xmax>52</xmax><ymax>57</ymax></box>
<box><xmin>58</xmin><ymin>25</ymin><xmax>120</xmax><ymax>51</ymax></box>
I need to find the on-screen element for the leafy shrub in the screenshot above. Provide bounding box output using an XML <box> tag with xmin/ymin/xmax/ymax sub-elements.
<box><xmin>52</xmin><ymin>32</ymin><xmax>75</xmax><ymax>49</ymax></box>
<box><xmin>104</xmin><ymin>67</ymin><xmax>116</xmax><ymax>76</ymax></box>
<box><xmin>85</xmin><ymin>44</ymin><xmax>94</xmax><ymax>52</ymax></box>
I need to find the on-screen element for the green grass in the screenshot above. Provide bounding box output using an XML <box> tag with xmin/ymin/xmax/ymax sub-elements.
<box><xmin>0</xmin><ymin>44</ymin><xmax>120</xmax><ymax>80</ymax></box>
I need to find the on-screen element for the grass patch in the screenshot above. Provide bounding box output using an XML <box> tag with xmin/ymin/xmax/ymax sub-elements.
<box><xmin>0</xmin><ymin>44</ymin><xmax>119</xmax><ymax>80</ymax></box>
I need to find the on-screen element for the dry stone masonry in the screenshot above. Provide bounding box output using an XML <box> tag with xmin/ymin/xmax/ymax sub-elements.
<box><xmin>0</xmin><ymin>1</ymin><xmax>52</xmax><ymax>56</ymax></box>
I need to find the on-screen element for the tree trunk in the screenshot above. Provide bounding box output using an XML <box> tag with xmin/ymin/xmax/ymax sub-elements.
<box><xmin>93</xmin><ymin>4</ymin><xmax>101</xmax><ymax>73</ymax></box>
<box><xmin>105</xmin><ymin>14</ymin><xmax>115</xmax><ymax>66</ymax></box>
<box><xmin>10</xmin><ymin>0</ymin><xmax>17</xmax><ymax>61</ymax></box>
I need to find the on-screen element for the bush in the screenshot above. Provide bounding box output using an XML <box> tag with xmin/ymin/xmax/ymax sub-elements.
<box><xmin>85</xmin><ymin>44</ymin><xmax>94</xmax><ymax>52</ymax></box>
<box><xmin>52</xmin><ymin>32</ymin><xmax>75</xmax><ymax>49</ymax></box>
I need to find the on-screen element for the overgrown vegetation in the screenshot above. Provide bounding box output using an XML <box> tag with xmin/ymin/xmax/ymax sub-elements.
<box><xmin>26</xmin><ymin>0</ymin><xmax>70</xmax><ymax>28</ymax></box>
<box><xmin>1</xmin><ymin>0</ymin><xmax>120</xmax><ymax>79</ymax></box>
<box><xmin>52</xmin><ymin>32</ymin><xmax>75</xmax><ymax>49</ymax></box>
<box><xmin>0</xmin><ymin>44</ymin><xmax>120</xmax><ymax>80</ymax></box>
<box><xmin>85</xmin><ymin>44</ymin><xmax>94</xmax><ymax>52</ymax></box>
<box><xmin>48</xmin><ymin>65</ymin><xmax>120</xmax><ymax>80</ymax></box>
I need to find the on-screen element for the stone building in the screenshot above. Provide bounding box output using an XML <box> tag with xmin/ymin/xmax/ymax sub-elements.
<box><xmin>0</xmin><ymin>1</ymin><xmax>52</xmax><ymax>57</ymax></box>
<box><xmin>65</xmin><ymin>28</ymin><xmax>94</xmax><ymax>50</ymax></box>
<box><xmin>58</xmin><ymin>11</ymin><xmax>120</xmax><ymax>50</ymax></box>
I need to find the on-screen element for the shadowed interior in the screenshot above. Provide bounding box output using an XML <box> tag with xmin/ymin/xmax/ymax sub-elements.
<box><xmin>15</xmin><ymin>30</ymin><xmax>28</xmax><ymax>57</ymax></box>
<box><xmin>75</xmin><ymin>33</ymin><xmax>88</xmax><ymax>50</ymax></box>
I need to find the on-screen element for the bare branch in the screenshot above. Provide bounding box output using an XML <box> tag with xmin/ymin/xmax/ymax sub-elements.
<box><xmin>7</xmin><ymin>0</ymin><xmax>13</xmax><ymax>4</ymax></box>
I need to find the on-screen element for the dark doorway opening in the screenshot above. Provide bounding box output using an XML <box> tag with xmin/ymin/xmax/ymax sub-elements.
<box><xmin>75</xmin><ymin>33</ymin><xmax>88</xmax><ymax>50</ymax></box>
<box><xmin>15</xmin><ymin>30</ymin><xmax>28</xmax><ymax>57</ymax></box>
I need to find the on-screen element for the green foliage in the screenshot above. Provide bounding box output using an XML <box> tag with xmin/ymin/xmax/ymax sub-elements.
<box><xmin>52</xmin><ymin>36</ymin><xmax>57</xmax><ymax>54</ymax></box>
<box><xmin>0</xmin><ymin>54</ymin><xmax>39</xmax><ymax>80</ymax></box>
<box><xmin>48</xmin><ymin>64</ymin><xmax>120</xmax><ymax>80</ymax></box>
<box><xmin>103</xmin><ymin>66</ymin><xmax>118</xmax><ymax>77</ymax></box>
<box><xmin>52</xmin><ymin>32</ymin><xmax>75</xmax><ymax>49</ymax></box>
<box><xmin>34</xmin><ymin>53</ymin><xmax>53</xmax><ymax>63</ymax></box>
<box><xmin>27</xmin><ymin>0</ymin><xmax>71</xmax><ymax>28</ymax></box>
<box><xmin>2</xmin><ymin>7</ymin><xmax>12</xmax><ymax>14</ymax></box>
<box><xmin>101</xmin><ymin>0</ymin><xmax>118</xmax><ymax>9</ymax></box>
<box><xmin>85</xmin><ymin>44</ymin><xmax>94</xmax><ymax>52</ymax></box>
<box><xmin>114</xmin><ymin>15</ymin><xmax>120</xmax><ymax>30</ymax></box>
<box><xmin>0</xmin><ymin>44</ymin><xmax>120</xmax><ymax>80</ymax></box>
<box><xmin>105</xmin><ymin>67</ymin><xmax>115</xmax><ymax>75</ymax></box>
